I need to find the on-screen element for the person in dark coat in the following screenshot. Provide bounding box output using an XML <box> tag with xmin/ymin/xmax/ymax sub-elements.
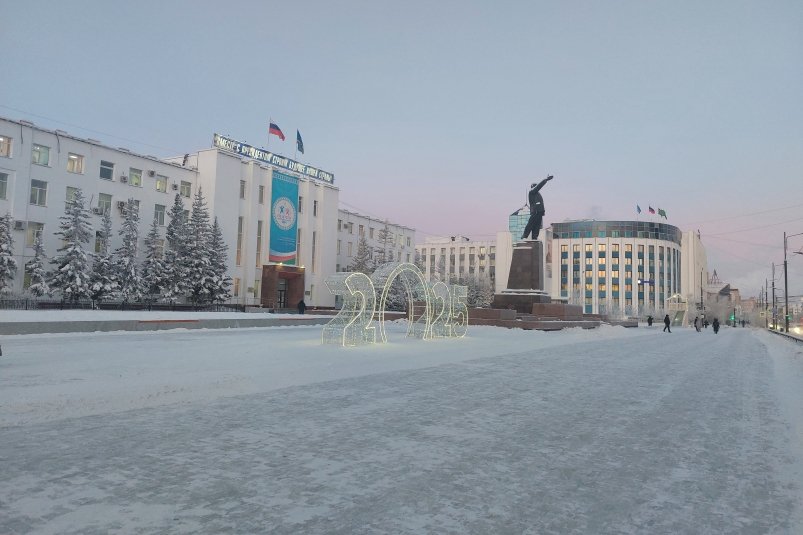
<box><xmin>663</xmin><ymin>314</ymin><xmax>672</xmax><ymax>333</ymax></box>
<box><xmin>521</xmin><ymin>175</ymin><xmax>553</xmax><ymax>240</ymax></box>
<box><xmin>694</xmin><ymin>316</ymin><xmax>700</xmax><ymax>332</ymax></box>
<box><xmin>647</xmin><ymin>315</ymin><xmax>653</xmax><ymax>327</ymax></box>
<box><xmin>712</xmin><ymin>317</ymin><xmax>720</xmax><ymax>334</ymax></box>
<box><xmin>297</xmin><ymin>299</ymin><xmax>307</xmax><ymax>314</ymax></box>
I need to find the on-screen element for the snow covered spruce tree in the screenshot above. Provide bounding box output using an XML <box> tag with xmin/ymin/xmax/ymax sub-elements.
<box><xmin>162</xmin><ymin>193</ymin><xmax>189</xmax><ymax>303</ymax></box>
<box><xmin>141</xmin><ymin>217</ymin><xmax>169</xmax><ymax>304</ymax></box>
<box><xmin>50</xmin><ymin>189</ymin><xmax>93</xmax><ymax>303</ymax></box>
<box><xmin>25</xmin><ymin>234</ymin><xmax>50</xmax><ymax>297</ymax></box>
<box><xmin>375</xmin><ymin>222</ymin><xmax>394</xmax><ymax>265</ymax></box>
<box><xmin>89</xmin><ymin>209</ymin><xmax>118</xmax><ymax>305</ymax></box>
<box><xmin>112</xmin><ymin>198</ymin><xmax>143</xmax><ymax>306</ymax></box>
<box><xmin>206</xmin><ymin>217</ymin><xmax>232</xmax><ymax>304</ymax></box>
<box><xmin>184</xmin><ymin>187</ymin><xmax>215</xmax><ymax>306</ymax></box>
<box><xmin>348</xmin><ymin>235</ymin><xmax>374</xmax><ymax>274</ymax></box>
<box><xmin>0</xmin><ymin>213</ymin><xmax>17</xmax><ymax>294</ymax></box>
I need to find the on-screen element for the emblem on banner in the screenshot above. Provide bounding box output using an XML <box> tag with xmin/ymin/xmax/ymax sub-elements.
<box><xmin>272</xmin><ymin>196</ymin><xmax>296</xmax><ymax>230</ymax></box>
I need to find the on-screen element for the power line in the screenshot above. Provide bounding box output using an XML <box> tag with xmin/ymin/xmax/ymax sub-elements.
<box><xmin>704</xmin><ymin>216</ymin><xmax>803</xmax><ymax>237</ymax></box>
<box><xmin>686</xmin><ymin>202</ymin><xmax>803</xmax><ymax>226</ymax></box>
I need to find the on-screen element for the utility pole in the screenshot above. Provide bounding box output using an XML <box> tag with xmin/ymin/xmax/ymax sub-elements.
<box><xmin>785</xmin><ymin>232</ymin><xmax>790</xmax><ymax>332</ymax></box>
<box><xmin>772</xmin><ymin>263</ymin><xmax>777</xmax><ymax>330</ymax></box>
<box><xmin>766</xmin><ymin>278</ymin><xmax>769</xmax><ymax>329</ymax></box>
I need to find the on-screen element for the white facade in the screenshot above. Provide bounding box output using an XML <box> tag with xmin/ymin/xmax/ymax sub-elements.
<box><xmin>550</xmin><ymin>220</ymin><xmax>685</xmax><ymax>317</ymax></box>
<box><xmin>0</xmin><ymin>116</ymin><xmax>340</xmax><ymax>307</ymax></box>
<box><xmin>336</xmin><ymin>210</ymin><xmax>416</xmax><ymax>272</ymax></box>
<box><xmin>414</xmin><ymin>236</ymin><xmax>496</xmax><ymax>283</ymax></box>
<box><xmin>680</xmin><ymin>230</ymin><xmax>708</xmax><ymax>311</ymax></box>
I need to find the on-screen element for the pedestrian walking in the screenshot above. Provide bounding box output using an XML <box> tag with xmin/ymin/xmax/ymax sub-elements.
<box><xmin>712</xmin><ymin>318</ymin><xmax>720</xmax><ymax>334</ymax></box>
<box><xmin>663</xmin><ymin>314</ymin><xmax>672</xmax><ymax>333</ymax></box>
<box><xmin>297</xmin><ymin>299</ymin><xmax>307</xmax><ymax>314</ymax></box>
<box><xmin>694</xmin><ymin>316</ymin><xmax>701</xmax><ymax>332</ymax></box>
<box><xmin>647</xmin><ymin>315</ymin><xmax>653</xmax><ymax>327</ymax></box>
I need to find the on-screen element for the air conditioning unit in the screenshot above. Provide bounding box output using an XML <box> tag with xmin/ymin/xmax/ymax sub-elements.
<box><xmin>147</xmin><ymin>170</ymin><xmax>156</xmax><ymax>177</ymax></box>
<box><xmin>92</xmin><ymin>207</ymin><xmax>104</xmax><ymax>215</ymax></box>
<box><xmin>13</xmin><ymin>220</ymin><xmax>26</xmax><ymax>231</ymax></box>
<box><xmin>171</xmin><ymin>183</ymin><xmax>179</xmax><ymax>190</ymax></box>
<box><xmin>117</xmin><ymin>201</ymin><xmax>127</xmax><ymax>211</ymax></box>
<box><xmin>120</xmin><ymin>175</ymin><xmax>128</xmax><ymax>183</ymax></box>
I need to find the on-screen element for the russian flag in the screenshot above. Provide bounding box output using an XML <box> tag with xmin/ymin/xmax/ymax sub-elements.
<box><xmin>648</xmin><ymin>206</ymin><xmax>656</xmax><ymax>214</ymax></box>
<box><xmin>269</xmin><ymin>122</ymin><xmax>285</xmax><ymax>141</ymax></box>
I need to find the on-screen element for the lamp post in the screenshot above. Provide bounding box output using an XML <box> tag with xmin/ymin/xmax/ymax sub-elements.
<box><xmin>784</xmin><ymin>232</ymin><xmax>803</xmax><ymax>332</ymax></box>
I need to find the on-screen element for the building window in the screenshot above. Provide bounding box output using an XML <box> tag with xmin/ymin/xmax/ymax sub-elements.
<box><xmin>180</xmin><ymin>181</ymin><xmax>191</xmax><ymax>198</ymax></box>
<box><xmin>258</xmin><ymin>185</ymin><xmax>265</xmax><ymax>204</ymax></box>
<box><xmin>407</xmin><ymin>237</ymin><xmax>411</xmax><ymax>247</ymax></box>
<box><xmin>129</xmin><ymin>168</ymin><xmax>142</xmax><ymax>187</ymax></box>
<box><xmin>347</xmin><ymin>242</ymin><xmax>353</xmax><ymax>256</ymax></box>
<box><xmin>154</xmin><ymin>204</ymin><xmax>166</xmax><ymax>226</ymax></box>
<box><xmin>0</xmin><ymin>136</ymin><xmax>11</xmax><ymax>158</ymax></box>
<box><xmin>94</xmin><ymin>230</ymin><xmax>103</xmax><ymax>253</ymax></box>
<box><xmin>313</xmin><ymin>200</ymin><xmax>319</xmax><ymax>217</ymax></box>
<box><xmin>66</xmin><ymin>186</ymin><xmax>79</xmax><ymax>205</ymax></box>
<box><xmin>233</xmin><ymin>277</ymin><xmax>241</xmax><ymax>297</ymax></box>
<box><xmin>359</xmin><ymin>224</ymin><xmax>364</xmax><ymax>236</ymax></box>
<box><xmin>256</xmin><ymin>220</ymin><xmax>263</xmax><ymax>267</ymax></box>
<box><xmin>337</xmin><ymin>239</ymin><xmax>341</xmax><ymax>254</ymax></box>
<box><xmin>338</xmin><ymin>219</ymin><xmax>342</xmax><ymax>232</ymax></box>
<box><xmin>98</xmin><ymin>193</ymin><xmax>112</xmax><ymax>214</ymax></box>
<box><xmin>298</xmin><ymin>196</ymin><xmax>303</xmax><ymax>214</ymax></box>
<box><xmin>0</xmin><ymin>172</ymin><xmax>7</xmax><ymax>199</ymax></box>
<box><xmin>348</xmin><ymin>223</ymin><xmax>353</xmax><ymax>235</ymax></box>
<box><xmin>31</xmin><ymin>144</ymin><xmax>50</xmax><ymax>166</ymax></box>
<box><xmin>67</xmin><ymin>153</ymin><xmax>84</xmax><ymax>174</ymax></box>
<box><xmin>26</xmin><ymin>222</ymin><xmax>44</xmax><ymax>247</ymax></box>
<box><xmin>312</xmin><ymin>231</ymin><xmax>317</xmax><ymax>273</ymax></box>
<box><xmin>29</xmin><ymin>179</ymin><xmax>47</xmax><ymax>206</ymax></box>
<box><xmin>100</xmin><ymin>160</ymin><xmax>114</xmax><ymax>180</ymax></box>
<box><xmin>156</xmin><ymin>175</ymin><xmax>168</xmax><ymax>193</ymax></box>
<box><xmin>369</xmin><ymin>227</ymin><xmax>374</xmax><ymax>239</ymax></box>
<box><xmin>240</xmin><ymin>180</ymin><xmax>246</xmax><ymax>199</ymax></box>
<box><xmin>236</xmin><ymin>216</ymin><xmax>244</xmax><ymax>266</ymax></box>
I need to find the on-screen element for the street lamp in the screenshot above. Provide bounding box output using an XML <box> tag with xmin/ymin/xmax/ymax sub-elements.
<box><xmin>783</xmin><ymin>231</ymin><xmax>803</xmax><ymax>332</ymax></box>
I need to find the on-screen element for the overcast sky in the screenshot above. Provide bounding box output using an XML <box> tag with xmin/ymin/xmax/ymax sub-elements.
<box><xmin>2</xmin><ymin>0</ymin><xmax>802</xmax><ymax>299</ymax></box>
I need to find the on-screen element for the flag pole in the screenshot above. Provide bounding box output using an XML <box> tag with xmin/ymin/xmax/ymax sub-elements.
<box><xmin>267</xmin><ymin>117</ymin><xmax>272</xmax><ymax>151</ymax></box>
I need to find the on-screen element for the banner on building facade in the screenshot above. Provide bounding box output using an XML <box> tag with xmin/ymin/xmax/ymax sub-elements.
<box><xmin>213</xmin><ymin>133</ymin><xmax>334</xmax><ymax>184</ymax></box>
<box><xmin>269</xmin><ymin>172</ymin><xmax>299</xmax><ymax>264</ymax></box>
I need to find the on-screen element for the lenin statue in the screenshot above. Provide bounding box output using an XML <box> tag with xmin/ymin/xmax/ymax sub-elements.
<box><xmin>521</xmin><ymin>175</ymin><xmax>553</xmax><ymax>240</ymax></box>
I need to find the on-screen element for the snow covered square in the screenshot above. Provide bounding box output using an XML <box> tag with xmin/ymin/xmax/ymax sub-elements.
<box><xmin>2</xmin><ymin>318</ymin><xmax>803</xmax><ymax>534</ymax></box>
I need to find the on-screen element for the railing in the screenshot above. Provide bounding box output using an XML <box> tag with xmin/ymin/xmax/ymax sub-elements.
<box><xmin>0</xmin><ymin>298</ymin><xmax>246</xmax><ymax>313</ymax></box>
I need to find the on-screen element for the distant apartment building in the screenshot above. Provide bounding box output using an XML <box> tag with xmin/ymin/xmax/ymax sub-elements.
<box><xmin>335</xmin><ymin>209</ymin><xmax>416</xmax><ymax>272</ymax></box>
<box><xmin>415</xmin><ymin>236</ymin><xmax>496</xmax><ymax>283</ymax></box>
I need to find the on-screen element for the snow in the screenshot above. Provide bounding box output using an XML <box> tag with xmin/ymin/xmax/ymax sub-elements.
<box><xmin>2</xmin><ymin>320</ymin><xmax>803</xmax><ymax>533</ymax></box>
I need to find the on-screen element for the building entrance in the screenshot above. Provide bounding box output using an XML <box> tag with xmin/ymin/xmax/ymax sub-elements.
<box><xmin>261</xmin><ymin>264</ymin><xmax>305</xmax><ymax>310</ymax></box>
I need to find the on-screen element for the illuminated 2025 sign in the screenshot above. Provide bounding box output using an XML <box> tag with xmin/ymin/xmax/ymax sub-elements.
<box><xmin>322</xmin><ymin>262</ymin><xmax>468</xmax><ymax>346</ymax></box>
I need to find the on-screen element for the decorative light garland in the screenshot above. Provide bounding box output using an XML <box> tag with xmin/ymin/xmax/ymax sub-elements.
<box><xmin>322</xmin><ymin>262</ymin><xmax>468</xmax><ymax>346</ymax></box>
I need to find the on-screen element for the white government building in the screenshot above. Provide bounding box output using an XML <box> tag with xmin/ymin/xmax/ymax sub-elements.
<box><xmin>0</xmin><ymin>116</ymin><xmax>411</xmax><ymax>308</ymax></box>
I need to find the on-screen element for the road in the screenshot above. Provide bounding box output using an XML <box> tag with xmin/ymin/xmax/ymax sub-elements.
<box><xmin>2</xmin><ymin>327</ymin><xmax>802</xmax><ymax>534</ymax></box>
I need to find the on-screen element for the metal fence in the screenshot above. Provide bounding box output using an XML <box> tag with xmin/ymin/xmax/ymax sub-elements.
<box><xmin>0</xmin><ymin>298</ymin><xmax>246</xmax><ymax>313</ymax></box>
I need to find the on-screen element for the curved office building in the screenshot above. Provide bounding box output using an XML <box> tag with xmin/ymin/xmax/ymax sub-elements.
<box><xmin>550</xmin><ymin>220</ymin><xmax>683</xmax><ymax>317</ymax></box>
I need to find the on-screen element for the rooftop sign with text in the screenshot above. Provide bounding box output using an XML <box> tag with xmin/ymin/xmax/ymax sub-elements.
<box><xmin>213</xmin><ymin>133</ymin><xmax>334</xmax><ymax>185</ymax></box>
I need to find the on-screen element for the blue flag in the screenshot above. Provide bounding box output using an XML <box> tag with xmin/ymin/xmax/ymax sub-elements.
<box><xmin>637</xmin><ymin>205</ymin><xmax>642</xmax><ymax>214</ymax></box>
<box><xmin>296</xmin><ymin>130</ymin><xmax>304</xmax><ymax>154</ymax></box>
